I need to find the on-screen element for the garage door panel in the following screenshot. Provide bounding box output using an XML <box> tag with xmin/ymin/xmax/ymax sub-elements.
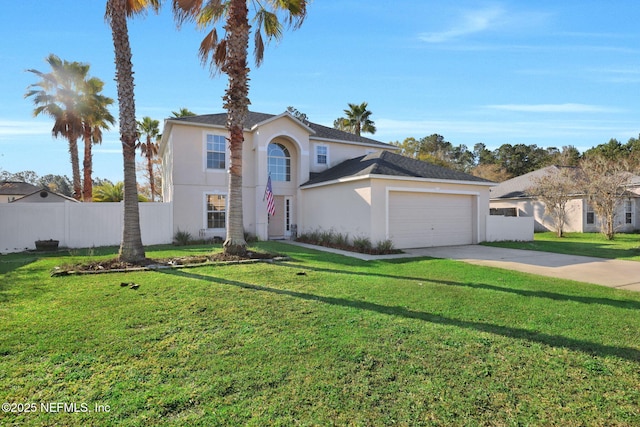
<box><xmin>389</xmin><ymin>192</ymin><xmax>473</xmax><ymax>248</ymax></box>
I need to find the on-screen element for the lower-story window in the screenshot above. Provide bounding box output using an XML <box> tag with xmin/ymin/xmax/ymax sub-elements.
<box><xmin>206</xmin><ymin>194</ymin><xmax>226</xmax><ymax>228</ymax></box>
<box><xmin>586</xmin><ymin>203</ymin><xmax>595</xmax><ymax>225</ymax></box>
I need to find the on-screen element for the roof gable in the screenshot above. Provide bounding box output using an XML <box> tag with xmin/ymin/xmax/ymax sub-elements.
<box><xmin>302</xmin><ymin>151</ymin><xmax>494</xmax><ymax>187</ymax></box>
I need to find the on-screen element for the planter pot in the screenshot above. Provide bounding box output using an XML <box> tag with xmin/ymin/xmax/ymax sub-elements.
<box><xmin>35</xmin><ymin>239</ymin><xmax>59</xmax><ymax>251</ymax></box>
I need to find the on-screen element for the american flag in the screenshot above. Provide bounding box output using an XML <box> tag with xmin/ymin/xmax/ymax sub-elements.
<box><xmin>264</xmin><ymin>176</ymin><xmax>275</xmax><ymax>216</ymax></box>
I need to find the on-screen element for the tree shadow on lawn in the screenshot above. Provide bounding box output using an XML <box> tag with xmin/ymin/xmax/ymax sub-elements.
<box><xmin>0</xmin><ymin>255</ymin><xmax>38</xmax><ymax>275</ymax></box>
<box><xmin>277</xmin><ymin>260</ymin><xmax>640</xmax><ymax>311</ymax></box>
<box><xmin>159</xmin><ymin>269</ymin><xmax>640</xmax><ymax>362</ymax></box>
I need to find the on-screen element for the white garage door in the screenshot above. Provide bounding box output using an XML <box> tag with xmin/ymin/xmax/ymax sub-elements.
<box><xmin>389</xmin><ymin>192</ymin><xmax>474</xmax><ymax>248</ymax></box>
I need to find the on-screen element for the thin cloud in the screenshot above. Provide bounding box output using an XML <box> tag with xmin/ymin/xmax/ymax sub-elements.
<box><xmin>419</xmin><ymin>6</ymin><xmax>506</xmax><ymax>43</ymax></box>
<box><xmin>485</xmin><ymin>103</ymin><xmax>621</xmax><ymax>113</ymax></box>
<box><xmin>0</xmin><ymin>120</ymin><xmax>52</xmax><ymax>136</ymax></box>
<box><xmin>418</xmin><ymin>4</ymin><xmax>553</xmax><ymax>44</ymax></box>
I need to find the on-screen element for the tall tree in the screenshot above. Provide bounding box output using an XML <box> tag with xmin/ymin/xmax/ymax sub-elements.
<box><xmin>137</xmin><ymin>116</ymin><xmax>160</xmax><ymax>201</ymax></box>
<box><xmin>527</xmin><ymin>167</ymin><xmax>579</xmax><ymax>237</ymax></box>
<box><xmin>39</xmin><ymin>174</ymin><xmax>73</xmax><ymax>196</ymax></box>
<box><xmin>93</xmin><ymin>181</ymin><xmax>124</xmax><ymax>202</ymax></box>
<box><xmin>171</xmin><ymin>107</ymin><xmax>197</xmax><ymax>117</ymax></box>
<box><xmin>79</xmin><ymin>77</ymin><xmax>115</xmax><ymax>201</ymax></box>
<box><xmin>579</xmin><ymin>155</ymin><xmax>632</xmax><ymax>240</ymax></box>
<box><xmin>25</xmin><ymin>54</ymin><xmax>88</xmax><ymax>200</ymax></box>
<box><xmin>333</xmin><ymin>102</ymin><xmax>376</xmax><ymax>136</ymax></box>
<box><xmin>174</xmin><ymin>0</ymin><xmax>307</xmax><ymax>256</ymax></box>
<box><xmin>286</xmin><ymin>106</ymin><xmax>308</xmax><ymax>124</ymax></box>
<box><xmin>105</xmin><ymin>0</ymin><xmax>160</xmax><ymax>263</ymax></box>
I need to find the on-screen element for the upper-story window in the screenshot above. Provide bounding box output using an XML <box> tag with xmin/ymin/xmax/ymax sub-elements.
<box><xmin>315</xmin><ymin>145</ymin><xmax>328</xmax><ymax>165</ymax></box>
<box><xmin>206</xmin><ymin>134</ymin><xmax>226</xmax><ymax>170</ymax></box>
<box><xmin>268</xmin><ymin>143</ymin><xmax>290</xmax><ymax>182</ymax></box>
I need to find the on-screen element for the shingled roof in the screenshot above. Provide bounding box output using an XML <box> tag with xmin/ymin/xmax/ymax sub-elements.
<box><xmin>169</xmin><ymin>111</ymin><xmax>392</xmax><ymax>148</ymax></box>
<box><xmin>0</xmin><ymin>181</ymin><xmax>41</xmax><ymax>195</ymax></box>
<box><xmin>302</xmin><ymin>151</ymin><xmax>494</xmax><ymax>187</ymax></box>
<box><xmin>490</xmin><ymin>166</ymin><xmax>577</xmax><ymax>199</ymax></box>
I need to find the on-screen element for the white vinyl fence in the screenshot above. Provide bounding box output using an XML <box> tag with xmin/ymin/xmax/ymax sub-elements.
<box><xmin>0</xmin><ymin>202</ymin><xmax>173</xmax><ymax>253</ymax></box>
<box><xmin>485</xmin><ymin>215</ymin><xmax>534</xmax><ymax>242</ymax></box>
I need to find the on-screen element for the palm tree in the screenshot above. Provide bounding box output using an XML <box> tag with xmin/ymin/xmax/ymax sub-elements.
<box><xmin>105</xmin><ymin>0</ymin><xmax>160</xmax><ymax>263</ymax></box>
<box><xmin>333</xmin><ymin>102</ymin><xmax>376</xmax><ymax>136</ymax></box>
<box><xmin>93</xmin><ymin>181</ymin><xmax>124</xmax><ymax>202</ymax></box>
<box><xmin>174</xmin><ymin>0</ymin><xmax>307</xmax><ymax>256</ymax></box>
<box><xmin>25</xmin><ymin>54</ymin><xmax>88</xmax><ymax>200</ymax></box>
<box><xmin>79</xmin><ymin>77</ymin><xmax>115</xmax><ymax>202</ymax></box>
<box><xmin>137</xmin><ymin>116</ymin><xmax>160</xmax><ymax>202</ymax></box>
<box><xmin>171</xmin><ymin>107</ymin><xmax>196</xmax><ymax>117</ymax></box>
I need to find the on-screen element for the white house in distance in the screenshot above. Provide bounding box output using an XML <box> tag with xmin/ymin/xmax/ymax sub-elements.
<box><xmin>159</xmin><ymin>111</ymin><xmax>496</xmax><ymax>249</ymax></box>
<box><xmin>490</xmin><ymin>165</ymin><xmax>640</xmax><ymax>233</ymax></box>
<box><xmin>0</xmin><ymin>181</ymin><xmax>41</xmax><ymax>203</ymax></box>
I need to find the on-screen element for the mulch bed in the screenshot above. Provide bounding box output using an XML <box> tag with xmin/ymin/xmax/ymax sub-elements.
<box><xmin>52</xmin><ymin>251</ymin><xmax>285</xmax><ymax>276</ymax></box>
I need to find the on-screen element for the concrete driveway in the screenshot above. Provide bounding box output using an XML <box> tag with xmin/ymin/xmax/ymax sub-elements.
<box><xmin>400</xmin><ymin>245</ymin><xmax>640</xmax><ymax>292</ymax></box>
<box><xmin>286</xmin><ymin>242</ymin><xmax>640</xmax><ymax>292</ymax></box>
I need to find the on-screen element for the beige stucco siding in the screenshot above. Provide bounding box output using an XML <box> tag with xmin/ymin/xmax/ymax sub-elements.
<box><xmin>302</xmin><ymin>176</ymin><xmax>491</xmax><ymax>248</ymax></box>
<box><xmin>308</xmin><ymin>140</ymin><xmax>393</xmax><ymax>174</ymax></box>
<box><xmin>299</xmin><ymin>179</ymin><xmax>373</xmax><ymax>241</ymax></box>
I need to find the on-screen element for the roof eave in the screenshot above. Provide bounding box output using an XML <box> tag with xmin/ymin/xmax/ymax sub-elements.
<box><xmin>302</xmin><ymin>173</ymin><xmax>497</xmax><ymax>190</ymax></box>
<box><xmin>309</xmin><ymin>136</ymin><xmax>397</xmax><ymax>150</ymax></box>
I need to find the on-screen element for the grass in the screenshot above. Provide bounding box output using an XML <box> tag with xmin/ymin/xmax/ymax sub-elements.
<box><xmin>1</xmin><ymin>242</ymin><xmax>640</xmax><ymax>425</ymax></box>
<box><xmin>485</xmin><ymin>231</ymin><xmax>640</xmax><ymax>261</ymax></box>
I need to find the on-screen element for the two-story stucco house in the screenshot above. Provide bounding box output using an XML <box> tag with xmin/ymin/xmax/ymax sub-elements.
<box><xmin>159</xmin><ymin>111</ymin><xmax>495</xmax><ymax>249</ymax></box>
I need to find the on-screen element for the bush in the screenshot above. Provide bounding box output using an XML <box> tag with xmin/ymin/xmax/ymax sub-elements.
<box><xmin>352</xmin><ymin>236</ymin><xmax>372</xmax><ymax>253</ymax></box>
<box><xmin>173</xmin><ymin>229</ymin><xmax>192</xmax><ymax>246</ymax></box>
<box><xmin>296</xmin><ymin>229</ymin><xmax>401</xmax><ymax>255</ymax></box>
<box><xmin>375</xmin><ymin>239</ymin><xmax>395</xmax><ymax>253</ymax></box>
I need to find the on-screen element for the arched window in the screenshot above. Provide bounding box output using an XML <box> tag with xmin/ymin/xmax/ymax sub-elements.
<box><xmin>268</xmin><ymin>143</ymin><xmax>291</xmax><ymax>181</ymax></box>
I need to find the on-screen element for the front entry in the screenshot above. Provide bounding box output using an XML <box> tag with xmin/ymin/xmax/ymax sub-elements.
<box><xmin>268</xmin><ymin>196</ymin><xmax>293</xmax><ymax>240</ymax></box>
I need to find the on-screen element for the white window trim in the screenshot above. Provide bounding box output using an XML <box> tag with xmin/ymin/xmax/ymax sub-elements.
<box><xmin>314</xmin><ymin>143</ymin><xmax>330</xmax><ymax>167</ymax></box>
<box><xmin>625</xmin><ymin>200</ymin><xmax>633</xmax><ymax>225</ymax></box>
<box><xmin>203</xmin><ymin>191</ymin><xmax>227</xmax><ymax>230</ymax></box>
<box><xmin>586</xmin><ymin>201</ymin><xmax>595</xmax><ymax>225</ymax></box>
<box><xmin>204</xmin><ymin>132</ymin><xmax>228</xmax><ymax>172</ymax></box>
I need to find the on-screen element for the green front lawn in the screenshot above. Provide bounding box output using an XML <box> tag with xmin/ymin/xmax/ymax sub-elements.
<box><xmin>485</xmin><ymin>232</ymin><xmax>640</xmax><ymax>261</ymax></box>
<box><xmin>1</xmin><ymin>242</ymin><xmax>639</xmax><ymax>426</ymax></box>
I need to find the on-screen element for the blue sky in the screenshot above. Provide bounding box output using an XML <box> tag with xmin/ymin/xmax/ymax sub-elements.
<box><xmin>1</xmin><ymin>1</ymin><xmax>639</xmax><ymax>182</ymax></box>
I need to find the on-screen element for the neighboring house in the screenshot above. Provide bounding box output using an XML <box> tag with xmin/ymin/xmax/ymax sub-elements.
<box><xmin>160</xmin><ymin>111</ymin><xmax>495</xmax><ymax>249</ymax></box>
<box><xmin>490</xmin><ymin>165</ymin><xmax>640</xmax><ymax>233</ymax></box>
<box><xmin>0</xmin><ymin>181</ymin><xmax>41</xmax><ymax>203</ymax></box>
<box><xmin>10</xmin><ymin>188</ymin><xmax>78</xmax><ymax>203</ymax></box>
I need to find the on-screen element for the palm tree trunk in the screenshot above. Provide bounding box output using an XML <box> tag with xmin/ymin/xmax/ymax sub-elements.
<box><xmin>221</xmin><ymin>0</ymin><xmax>250</xmax><ymax>256</ymax></box>
<box><xmin>82</xmin><ymin>127</ymin><xmax>93</xmax><ymax>202</ymax></box>
<box><xmin>146</xmin><ymin>138</ymin><xmax>155</xmax><ymax>202</ymax></box>
<box><xmin>108</xmin><ymin>0</ymin><xmax>145</xmax><ymax>263</ymax></box>
<box><xmin>68</xmin><ymin>136</ymin><xmax>82</xmax><ymax>200</ymax></box>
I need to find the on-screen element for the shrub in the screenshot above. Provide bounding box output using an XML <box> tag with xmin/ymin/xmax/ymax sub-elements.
<box><xmin>352</xmin><ymin>236</ymin><xmax>372</xmax><ymax>253</ymax></box>
<box><xmin>333</xmin><ymin>232</ymin><xmax>350</xmax><ymax>248</ymax></box>
<box><xmin>376</xmin><ymin>239</ymin><xmax>395</xmax><ymax>254</ymax></box>
<box><xmin>318</xmin><ymin>229</ymin><xmax>336</xmax><ymax>245</ymax></box>
<box><xmin>173</xmin><ymin>229</ymin><xmax>192</xmax><ymax>246</ymax></box>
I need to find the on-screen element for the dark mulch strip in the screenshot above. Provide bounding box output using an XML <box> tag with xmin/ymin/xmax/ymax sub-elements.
<box><xmin>52</xmin><ymin>251</ymin><xmax>285</xmax><ymax>276</ymax></box>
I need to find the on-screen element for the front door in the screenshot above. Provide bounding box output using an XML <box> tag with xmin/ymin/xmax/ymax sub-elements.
<box><xmin>268</xmin><ymin>196</ymin><xmax>293</xmax><ymax>240</ymax></box>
